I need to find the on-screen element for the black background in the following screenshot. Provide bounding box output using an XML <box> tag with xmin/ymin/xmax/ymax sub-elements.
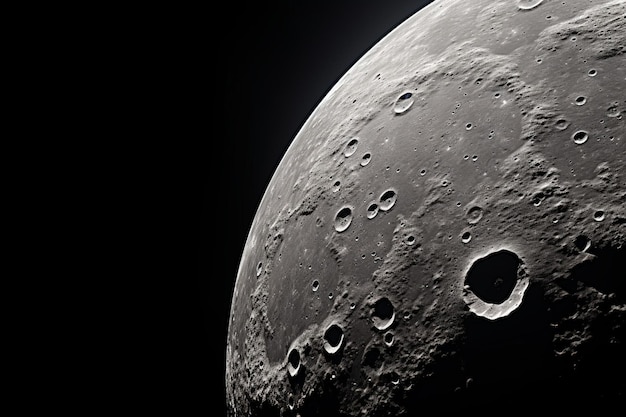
<box><xmin>200</xmin><ymin>1</ymin><xmax>434</xmax><ymax>414</ymax></box>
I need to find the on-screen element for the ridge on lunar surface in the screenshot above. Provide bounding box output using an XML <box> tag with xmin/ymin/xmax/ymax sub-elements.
<box><xmin>226</xmin><ymin>0</ymin><xmax>626</xmax><ymax>415</ymax></box>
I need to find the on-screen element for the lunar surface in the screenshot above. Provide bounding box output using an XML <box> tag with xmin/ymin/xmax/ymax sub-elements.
<box><xmin>226</xmin><ymin>0</ymin><xmax>625</xmax><ymax>415</ymax></box>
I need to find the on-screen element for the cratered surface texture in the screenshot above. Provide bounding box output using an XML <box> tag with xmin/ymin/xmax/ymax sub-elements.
<box><xmin>226</xmin><ymin>0</ymin><xmax>626</xmax><ymax>415</ymax></box>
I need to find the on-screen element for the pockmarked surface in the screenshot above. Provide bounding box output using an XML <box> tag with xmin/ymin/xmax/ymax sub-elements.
<box><xmin>227</xmin><ymin>0</ymin><xmax>626</xmax><ymax>414</ymax></box>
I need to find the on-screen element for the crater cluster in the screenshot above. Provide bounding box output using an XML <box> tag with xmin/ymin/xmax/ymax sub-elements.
<box><xmin>226</xmin><ymin>1</ymin><xmax>626</xmax><ymax>415</ymax></box>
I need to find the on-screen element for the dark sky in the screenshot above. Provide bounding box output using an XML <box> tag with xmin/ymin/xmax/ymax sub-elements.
<box><xmin>201</xmin><ymin>1</ymin><xmax>434</xmax><ymax>413</ymax></box>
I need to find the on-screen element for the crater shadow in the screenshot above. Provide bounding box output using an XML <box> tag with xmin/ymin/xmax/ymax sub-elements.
<box><xmin>465</xmin><ymin>249</ymin><xmax>521</xmax><ymax>304</ymax></box>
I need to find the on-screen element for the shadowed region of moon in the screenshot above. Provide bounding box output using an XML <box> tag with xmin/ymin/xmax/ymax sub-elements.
<box><xmin>226</xmin><ymin>0</ymin><xmax>626</xmax><ymax>415</ymax></box>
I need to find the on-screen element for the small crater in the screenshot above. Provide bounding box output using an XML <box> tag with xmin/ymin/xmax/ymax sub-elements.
<box><xmin>334</xmin><ymin>206</ymin><xmax>353</xmax><ymax>232</ymax></box>
<box><xmin>344</xmin><ymin>138</ymin><xmax>359</xmax><ymax>157</ymax></box>
<box><xmin>393</xmin><ymin>91</ymin><xmax>414</xmax><ymax>114</ymax></box>
<box><xmin>256</xmin><ymin>262</ymin><xmax>263</xmax><ymax>277</ymax></box>
<box><xmin>572</xmin><ymin>130</ymin><xmax>589</xmax><ymax>145</ymax></box>
<box><xmin>593</xmin><ymin>210</ymin><xmax>605</xmax><ymax>222</ymax></box>
<box><xmin>575</xmin><ymin>96</ymin><xmax>587</xmax><ymax>106</ymax></box>
<box><xmin>465</xmin><ymin>123</ymin><xmax>473</xmax><ymax>130</ymax></box>
<box><xmin>287</xmin><ymin>348</ymin><xmax>301</xmax><ymax>377</ymax></box>
<box><xmin>323</xmin><ymin>323</ymin><xmax>344</xmax><ymax>355</ymax></box>
<box><xmin>384</xmin><ymin>331</ymin><xmax>394</xmax><ymax>347</ymax></box>
<box><xmin>461</xmin><ymin>231</ymin><xmax>472</xmax><ymax>244</ymax></box>
<box><xmin>360</xmin><ymin>152</ymin><xmax>372</xmax><ymax>166</ymax></box>
<box><xmin>406</xmin><ymin>235</ymin><xmax>416</xmax><ymax>245</ymax></box>
<box><xmin>574</xmin><ymin>235</ymin><xmax>591</xmax><ymax>252</ymax></box>
<box><xmin>555</xmin><ymin>118</ymin><xmax>570</xmax><ymax>130</ymax></box>
<box><xmin>467</xmin><ymin>206</ymin><xmax>484</xmax><ymax>224</ymax></box>
<box><xmin>367</xmin><ymin>202</ymin><xmax>379</xmax><ymax>219</ymax></box>
<box><xmin>390</xmin><ymin>373</ymin><xmax>400</xmax><ymax>385</ymax></box>
<box><xmin>379</xmin><ymin>189</ymin><xmax>398</xmax><ymax>212</ymax></box>
<box><xmin>517</xmin><ymin>0</ymin><xmax>544</xmax><ymax>10</ymax></box>
<box><xmin>607</xmin><ymin>103</ymin><xmax>621</xmax><ymax>118</ymax></box>
<box><xmin>588</xmin><ymin>69</ymin><xmax>597</xmax><ymax>77</ymax></box>
<box><xmin>312</xmin><ymin>280</ymin><xmax>319</xmax><ymax>292</ymax></box>
<box><xmin>332</xmin><ymin>180</ymin><xmax>341</xmax><ymax>192</ymax></box>
<box><xmin>372</xmin><ymin>297</ymin><xmax>395</xmax><ymax>330</ymax></box>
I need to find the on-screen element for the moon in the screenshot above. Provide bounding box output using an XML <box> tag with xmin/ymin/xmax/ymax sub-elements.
<box><xmin>226</xmin><ymin>0</ymin><xmax>626</xmax><ymax>415</ymax></box>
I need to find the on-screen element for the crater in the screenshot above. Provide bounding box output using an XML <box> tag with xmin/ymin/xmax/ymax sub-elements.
<box><xmin>334</xmin><ymin>206</ymin><xmax>353</xmax><ymax>232</ymax></box>
<box><xmin>467</xmin><ymin>206</ymin><xmax>484</xmax><ymax>224</ymax></box>
<box><xmin>462</xmin><ymin>249</ymin><xmax>529</xmax><ymax>320</ymax></box>
<box><xmin>372</xmin><ymin>297</ymin><xmax>395</xmax><ymax>330</ymax></box>
<box><xmin>574</xmin><ymin>235</ymin><xmax>591</xmax><ymax>252</ymax></box>
<box><xmin>344</xmin><ymin>138</ymin><xmax>359</xmax><ymax>157</ymax></box>
<box><xmin>287</xmin><ymin>347</ymin><xmax>301</xmax><ymax>377</ymax></box>
<box><xmin>517</xmin><ymin>0</ymin><xmax>544</xmax><ymax>10</ymax></box>
<box><xmin>379</xmin><ymin>189</ymin><xmax>398</xmax><ymax>212</ymax></box>
<box><xmin>393</xmin><ymin>91</ymin><xmax>414</xmax><ymax>114</ymax></box>
<box><xmin>323</xmin><ymin>323</ymin><xmax>344</xmax><ymax>355</ymax></box>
